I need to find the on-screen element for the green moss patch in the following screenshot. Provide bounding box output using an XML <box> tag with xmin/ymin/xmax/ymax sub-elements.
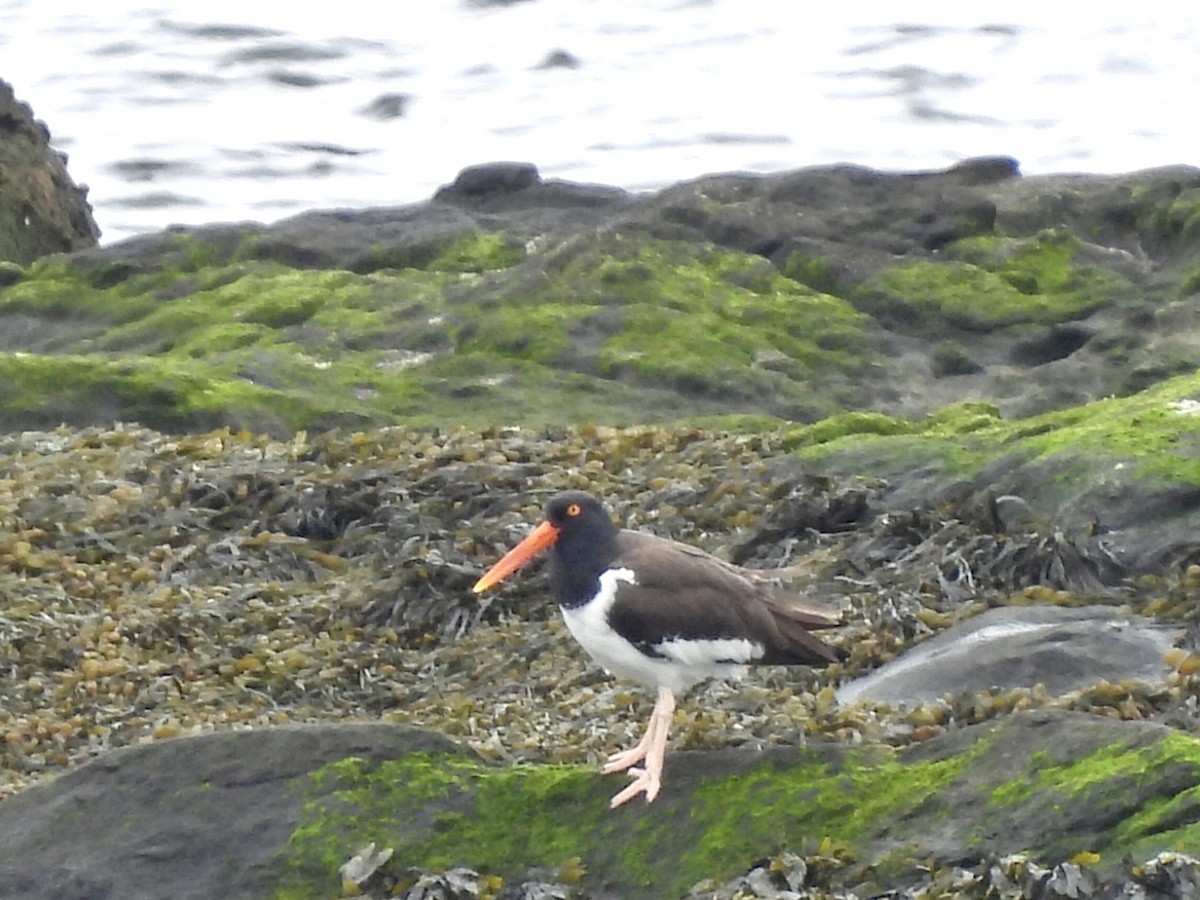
<box><xmin>856</xmin><ymin>230</ymin><xmax>1134</xmax><ymax>331</ymax></box>
<box><xmin>273</xmin><ymin>714</ymin><xmax>1200</xmax><ymax>898</ymax></box>
<box><xmin>351</xmin><ymin>230</ymin><xmax>525</xmax><ymax>274</ymax></box>
<box><xmin>1138</xmin><ymin>186</ymin><xmax>1200</xmax><ymax>252</ymax></box>
<box><xmin>791</xmin><ymin>373</ymin><xmax>1200</xmax><ymax>492</ymax></box>
<box><xmin>425</xmin><ymin>231</ymin><xmax>526</xmax><ymax>273</ymax></box>
<box><xmin>1</xmin><ymin>231</ymin><xmax>883</xmax><ymax>432</ymax></box>
<box><xmin>504</xmin><ymin>237</ymin><xmax>875</xmax><ymax>419</ymax></box>
<box><xmin>979</xmin><ymin>729</ymin><xmax>1200</xmax><ymax>862</ymax></box>
<box><xmin>275</xmin><ymin>744</ymin><xmax>977</xmax><ymax>899</ymax></box>
<box><xmin>0</xmin><ymin>352</ymin><xmax>317</xmax><ymax>434</ymax></box>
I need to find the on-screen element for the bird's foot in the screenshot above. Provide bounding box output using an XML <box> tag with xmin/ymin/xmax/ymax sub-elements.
<box><xmin>602</xmin><ymin>743</ymin><xmax>649</xmax><ymax>775</ymax></box>
<box><xmin>608</xmin><ymin>766</ymin><xmax>661</xmax><ymax>808</ymax></box>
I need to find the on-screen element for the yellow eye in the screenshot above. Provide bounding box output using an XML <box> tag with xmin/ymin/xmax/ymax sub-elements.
<box><xmin>565</xmin><ymin>502</ymin><xmax>582</xmax><ymax>517</ymax></box>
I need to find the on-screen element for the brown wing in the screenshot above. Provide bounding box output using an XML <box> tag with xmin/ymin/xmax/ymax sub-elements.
<box><xmin>607</xmin><ymin>531</ymin><xmax>842</xmax><ymax>666</ymax></box>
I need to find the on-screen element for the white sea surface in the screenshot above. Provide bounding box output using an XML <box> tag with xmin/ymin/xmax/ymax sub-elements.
<box><xmin>2</xmin><ymin>1</ymin><xmax>1197</xmax><ymax>243</ymax></box>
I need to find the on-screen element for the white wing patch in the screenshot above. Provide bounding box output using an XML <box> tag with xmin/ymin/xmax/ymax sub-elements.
<box><xmin>657</xmin><ymin>637</ymin><xmax>762</xmax><ymax>667</ymax></box>
<box><xmin>559</xmin><ymin>567</ymin><xmax>756</xmax><ymax>693</ymax></box>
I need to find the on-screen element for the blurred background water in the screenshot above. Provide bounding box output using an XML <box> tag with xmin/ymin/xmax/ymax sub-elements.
<box><xmin>3</xmin><ymin>0</ymin><xmax>1197</xmax><ymax>243</ymax></box>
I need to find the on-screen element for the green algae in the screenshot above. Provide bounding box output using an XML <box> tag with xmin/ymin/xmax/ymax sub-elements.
<box><xmin>792</xmin><ymin>372</ymin><xmax>1200</xmax><ymax>493</ymax></box>
<box><xmin>781</xmin><ymin>252</ymin><xmax>845</xmax><ymax>296</ymax></box>
<box><xmin>276</xmin><ymin>753</ymin><xmax>624</xmax><ymax>898</ymax></box>
<box><xmin>783</xmin><ymin>410</ymin><xmax>915</xmax><ymax>449</ymax></box>
<box><xmin>425</xmin><ymin>231</ymin><xmax>525</xmax><ymax>273</ymax></box>
<box><xmin>570</xmin><ymin>240</ymin><xmax>871</xmax><ymax>417</ymax></box>
<box><xmin>980</xmin><ymin>730</ymin><xmax>1200</xmax><ymax>863</ymax></box>
<box><xmin>284</xmin><ymin>716</ymin><xmax>1200</xmax><ymax>899</ymax></box>
<box><xmin>0</xmin><ymin>205</ymin><xmax>1189</xmax><ymax>437</ymax></box>
<box><xmin>856</xmin><ymin>230</ymin><xmax>1133</xmax><ymax>331</ymax></box>
<box><xmin>0</xmin><ymin>351</ymin><xmax>319</xmax><ymax>434</ymax></box>
<box><xmin>350</xmin><ymin>230</ymin><xmax>524</xmax><ymax>274</ymax></box>
<box><xmin>1138</xmin><ymin>185</ymin><xmax>1200</xmax><ymax>251</ymax></box>
<box><xmin>1</xmin><ymin>232</ymin><xmax>882</xmax><ymax>431</ymax></box>
<box><xmin>679</xmin><ymin>744</ymin><xmax>978</xmax><ymax>888</ymax></box>
<box><xmin>1117</xmin><ymin>786</ymin><xmax>1200</xmax><ymax>859</ymax></box>
<box><xmin>274</xmin><ymin>741</ymin><xmax>987</xmax><ymax>898</ymax></box>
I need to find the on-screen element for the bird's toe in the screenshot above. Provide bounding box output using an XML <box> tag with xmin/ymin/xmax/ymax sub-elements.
<box><xmin>603</xmin><ymin>745</ymin><xmax>649</xmax><ymax>774</ymax></box>
<box><xmin>608</xmin><ymin>766</ymin><xmax>661</xmax><ymax>808</ymax></box>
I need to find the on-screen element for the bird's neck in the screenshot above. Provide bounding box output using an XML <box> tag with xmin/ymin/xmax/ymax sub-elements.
<box><xmin>548</xmin><ymin>527</ymin><xmax>619</xmax><ymax>608</ymax></box>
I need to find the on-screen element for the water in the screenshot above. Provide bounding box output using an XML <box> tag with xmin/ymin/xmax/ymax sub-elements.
<box><xmin>3</xmin><ymin>1</ymin><xmax>1197</xmax><ymax>243</ymax></box>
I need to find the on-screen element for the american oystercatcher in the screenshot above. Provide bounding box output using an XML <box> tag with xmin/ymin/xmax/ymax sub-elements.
<box><xmin>473</xmin><ymin>490</ymin><xmax>843</xmax><ymax>808</ymax></box>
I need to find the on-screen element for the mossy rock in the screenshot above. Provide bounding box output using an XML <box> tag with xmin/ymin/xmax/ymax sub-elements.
<box><xmin>854</xmin><ymin>230</ymin><xmax>1135</xmax><ymax>332</ymax></box>
<box><xmin>5</xmin><ymin>160</ymin><xmax>1200</xmax><ymax>434</ymax></box>
<box><xmin>3</xmin><ymin>712</ymin><xmax>1193</xmax><ymax>898</ymax></box>
<box><xmin>0</xmin><ymin>231</ymin><xmax>879</xmax><ymax>432</ymax></box>
<box><xmin>0</xmin><ymin>80</ymin><xmax>100</xmax><ymax>264</ymax></box>
<box><xmin>275</xmin><ymin>711</ymin><xmax>1200</xmax><ymax>897</ymax></box>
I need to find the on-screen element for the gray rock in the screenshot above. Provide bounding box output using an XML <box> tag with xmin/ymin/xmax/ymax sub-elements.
<box><xmin>837</xmin><ymin>604</ymin><xmax>1182</xmax><ymax>705</ymax></box>
<box><xmin>0</xmin><ymin>723</ymin><xmax>470</xmax><ymax>900</ymax></box>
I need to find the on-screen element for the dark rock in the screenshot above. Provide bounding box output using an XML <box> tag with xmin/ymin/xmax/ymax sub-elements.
<box><xmin>1008</xmin><ymin>324</ymin><xmax>1093</xmax><ymax>366</ymax></box>
<box><xmin>432</xmin><ymin>162</ymin><xmax>630</xmax><ymax>215</ymax></box>
<box><xmin>945</xmin><ymin>154</ymin><xmax>1021</xmax><ymax>185</ymax></box>
<box><xmin>358</xmin><ymin>92</ymin><xmax>411</xmax><ymax>120</ymax></box>
<box><xmin>988</xmin><ymin>165</ymin><xmax>1200</xmax><ymax>272</ymax></box>
<box><xmin>535</xmin><ymin>50</ymin><xmax>581</xmax><ymax>70</ymax></box>
<box><xmin>0</xmin><ymin>261</ymin><xmax>23</xmax><ymax>287</ymax></box>
<box><xmin>0</xmin><ymin>79</ymin><xmax>101</xmax><ymax>263</ymax></box>
<box><xmin>931</xmin><ymin>340</ymin><xmax>985</xmax><ymax>376</ymax></box>
<box><xmin>896</xmin><ymin>709</ymin><xmax>1199</xmax><ymax>871</ymax></box>
<box><xmin>255</xmin><ymin>203</ymin><xmax>481</xmax><ymax>271</ymax></box>
<box><xmin>652</xmin><ymin>161</ymin><xmax>1002</xmax><ymax>263</ymax></box>
<box><xmin>437</xmin><ymin>162</ymin><xmax>542</xmax><ymax>199</ymax></box>
<box><xmin>0</xmin><ymin>724</ymin><xmax>470</xmax><ymax>900</ymax></box>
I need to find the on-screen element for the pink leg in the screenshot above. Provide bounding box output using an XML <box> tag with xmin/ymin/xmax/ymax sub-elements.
<box><xmin>602</xmin><ymin>713</ymin><xmax>661</xmax><ymax>774</ymax></box>
<box><xmin>606</xmin><ymin>686</ymin><xmax>675</xmax><ymax>808</ymax></box>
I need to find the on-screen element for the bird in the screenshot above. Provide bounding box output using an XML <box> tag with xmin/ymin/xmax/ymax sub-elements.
<box><xmin>472</xmin><ymin>490</ymin><xmax>843</xmax><ymax>809</ymax></box>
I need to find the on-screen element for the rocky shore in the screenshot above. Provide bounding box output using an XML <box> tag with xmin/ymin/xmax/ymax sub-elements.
<box><xmin>2</xmin><ymin>148</ymin><xmax>1200</xmax><ymax>898</ymax></box>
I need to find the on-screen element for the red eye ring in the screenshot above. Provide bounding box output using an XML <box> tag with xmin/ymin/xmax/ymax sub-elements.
<box><xmin>565</xmin><ymin>503</ymin><xmax>582</xmax><ymax>517</ymax></box>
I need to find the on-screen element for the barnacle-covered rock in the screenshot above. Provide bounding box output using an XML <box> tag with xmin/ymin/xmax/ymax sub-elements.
<box><xmin>1129</xmin><ymin>852</ymin><xmax>1200</xmax><ymax>898</ymax></box>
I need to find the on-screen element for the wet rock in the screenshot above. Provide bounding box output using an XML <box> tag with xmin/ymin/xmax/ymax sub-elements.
<box><xmin>837</xmin><ymin>604</ymin><xmax>1182</xmax><ymax>705</ymax></box>
<box><xmin>534</xmin><ymin>50</ymin><xmax>581</xmax><ymax>70</ymax></box>
<box><xmin>436</xmin><ymin>161</ymin><xmax>542</xmax><ymax>198</ymax></box>
<box><xmin>1129</xmin><ymin>852</ymin><xmax>1200</xmax><ymax>899</ymax></box>
<box><xmin>432</xmin><ymin>161</ymin><xmax>630</xmax><ymax>212</ymax></box>
<box><xmin>358</xmin><ymin>92</ymin><xmax>411</xmax><ymax>120</ymax></box>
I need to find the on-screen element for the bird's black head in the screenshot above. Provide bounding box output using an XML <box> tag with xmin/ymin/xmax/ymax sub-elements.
<box><xmin>543</xmin><ymin>491</ymin><xmax>615</xmax><ymax>536</ymax></box>
<box><xmin>543</xmin><ymin>491</ymin><xmax>620</xmax><ymax>607</ymax></box>
<box><xmin>472</xmin><ymin>490</ymin><xmax>620</xmax><ymax>601</ymax></box>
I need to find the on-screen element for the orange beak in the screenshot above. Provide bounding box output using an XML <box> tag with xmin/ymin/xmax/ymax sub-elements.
<box><xmin>472</xmin><ymin>520</ymin><xmax>561</xmax><ymax>593</ymax></box>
